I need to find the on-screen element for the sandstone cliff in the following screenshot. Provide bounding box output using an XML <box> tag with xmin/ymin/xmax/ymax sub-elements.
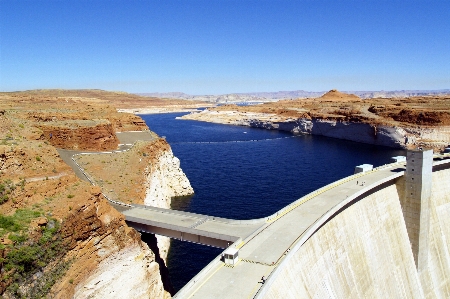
<box><xmin>74</xmin><ymin>137</ymin><xmax>194</xmax><ymax>288</ymax></box>
<box><xmin>39</xmin><ymin>121</ymin><xmax>119</xmax><ymax>151</ymax></box>
<box><xmin>57</xmin><ymin>139</ymin><xmax>195</xmax><ymax>298</ymax></box>
<box><xmin>180</xmin><ymin>91</ymin><xmax>450</xmax><ymax>150</ymax></box>
<box><xmin>51</xmin><ymin>187</ymin><xmax>170</xmax><ymax>299</ymax></box>
<box><xmin>246</xmin><ymin>118</ymin><xmax>450</xmax><ymax>149</ymax></box>
<box><xmin>144</xmin><ymin>149</ymin><xmax>194</xmax><ymax>207</ymax></box>
<box><xmin>0</xmin><ymin>91</ymin><xmax>194</xmax><ymax>298</ymax></box>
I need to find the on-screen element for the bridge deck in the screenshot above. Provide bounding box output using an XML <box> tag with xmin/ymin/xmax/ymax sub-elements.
<box><xmin>123</xmin><ymin>205</ymin><xmax>265</xmax><ymax>248</ymax></box>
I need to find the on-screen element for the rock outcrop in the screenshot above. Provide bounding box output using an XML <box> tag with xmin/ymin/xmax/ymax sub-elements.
<box><xmin>319</xmin><ymin>89</ymin><xmax>362</xmax><ymax>102</ymax></box>
<box><xmin>73</xmin><ymin>137</ymin><xmax>194</xmax><ymax>291</ymax></box>
<box><xmin>39</xmin><ymin>121</ymin><xmax>119</xmax><ymax>151</ymax></box>
<box><xmin>248</xmin><ymin>118</ymin><xmax>450</xmax><ymax>149</ymax></box>
<box><xmin>48</xmin><ymin>186</ymin><xmax>170</xmax><ymax>299</ymax></box>
<box><xmin>181</xmin><ymin>110</ymin><xmax>450</xmax><ymax>150</ymax></box>
<box><xmin>180</xmin><ymin>91</ymin><xmax>450</xmax><ymax>150</ymax></box>
<box><xmin>144</xmin><ymin>150</ymin><xmax>194</xmax><ymax>208</ymax></box>
<box><xmin>143</xmin><ymin>145</ymin><xmax>194</xmax><ymax>263</ymax></box>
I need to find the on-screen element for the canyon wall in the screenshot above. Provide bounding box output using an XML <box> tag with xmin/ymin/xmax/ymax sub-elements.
<box><xmin>58</xmin><ymin>140</ymin><xmax>194</xmax><ymax>298</ymax></box>
<box><xmin>143</xmin><ymin>146</ymin><xmax>194</xmax><ymax>261</ymax></box>
<box><xmin>50</xmin><ymin>186</ymin><xmax>170</xmax><ymax>299</ymax></box>
<box><xmin>261</xmin><ymin>167</ymin><xmax>450</xmax><ymax>298</ymax></box>
<box><xmin>248</xmin><ymin>119</ymin><xmax>450</xmax><ymax>149</ymax></box>
<box><xmin>144</xmin><ymin>149</ymin><xmax>194</xmax><ymax>208</ymax></box>
<box><xmin>181</xmin><ymin>110</ymin><xmax>450</xmax><ymax>149</ymax></box>
<box><xmin>39</xmin><ymin>121</ymin><xmax>119</xmax><ymax>151</ymax></box>
<box><xmin>0</xmin><ymin>91</ymin><xmax>191</xmax><ymax>298</ymax></box>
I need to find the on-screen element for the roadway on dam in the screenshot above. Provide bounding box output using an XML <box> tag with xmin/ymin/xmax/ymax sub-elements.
<box><xmin>172</xmin><ymin>162</ymin><xmax>409</xmax><ymax>299</ymax></box>
<box><xmin>123</xmin><ymin>205</ymin><xmax>266</xmax><ymax>248</ymax></box>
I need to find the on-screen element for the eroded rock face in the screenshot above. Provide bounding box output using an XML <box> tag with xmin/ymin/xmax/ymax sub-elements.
<box><xmin>0</xmin><ymin>91</ymin><xmax>183</xmax><ymax>298</ymax></box>
<box><xmin>39</xmin><ymin>122</ymin><xmax>119</xmax><ymax>151</ymax></box>
<box><xmin>144</xmin><ymin>150</ymin><xmax>194</xmax><ymax>208</ymax></box>
<box><xmin>65</xmin><ymin>138</ymin><xmax>193</xmax><ymax>295</ymax></box>
<box><xmin>144</xmin><ymin>146</ymin><xmax>194</xmax><ymax>262</ymax></box>
<box><xmin>182</xmin><ymin>109</ymin><xmax>450</xmax><ymax>150</ymax></box>
<box><xmin>50</xmin><ymin>187</ymin><xmax>170</xmax><ymax>299</ymax></box>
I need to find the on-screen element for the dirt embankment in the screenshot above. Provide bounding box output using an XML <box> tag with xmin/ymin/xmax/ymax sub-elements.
<box><xmin>0</xmin><ymin>90</ymin><xmax>182</xmax><ymax>298</ymax></box>
<box><xmin>75</xmin><ymin>138</ymin><xmax>171</xmax><ymax>205</ymax></box>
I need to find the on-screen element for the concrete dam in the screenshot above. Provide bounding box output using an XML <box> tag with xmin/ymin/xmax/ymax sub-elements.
<box><xmin>259</xmin><ymin>151</ymin><xmax>450</xmax><ymax>299</ymax></box>
<box><xmin>121</xmin><ymin>149</ymin><xmax>450</xmax><ymax>298</ymax></box>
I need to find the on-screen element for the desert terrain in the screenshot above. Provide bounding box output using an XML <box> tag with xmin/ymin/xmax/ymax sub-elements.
<box><xmin>0</xmin><ymin>90</ymin><xmax>198</xmax><ymax>298</ymax></box>
<box><xmin>181</xmin><ymin>90</ymin><xmax>450</xmax><ymax>150</ymax></box>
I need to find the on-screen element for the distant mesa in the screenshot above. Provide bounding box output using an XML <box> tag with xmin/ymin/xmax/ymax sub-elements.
<box><xmin>319</xmin><ymin>89</ymin><xmax>361</xmax><ymax>101</ymax></box>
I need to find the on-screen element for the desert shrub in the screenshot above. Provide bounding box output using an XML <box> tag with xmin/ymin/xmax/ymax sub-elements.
<box><xmin>8</xmin><ymin>233</ymin><xmax>27</xmax><ymax>244</ymax></box>
<box><xmin>0</xmin><ymin>209</ymin><xmax>41</xmax><ymax>236</ymax></box>
<box><xmin>0</xmin><ymin>215</ymin><xmax>21</xmax><ymax>233</ymax></box>
<box><xmin>0</xmin><ymin>179</ymin><xmax>21</xmax><ymax>204</ymax></box>
<box><xmin>3</xmin><ymin>219</ymin><xmax>69</xmax><ymax>298</ymax></box>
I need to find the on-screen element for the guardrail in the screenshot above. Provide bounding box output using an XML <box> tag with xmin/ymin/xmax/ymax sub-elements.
<box><xmin>173</xmin><ymin>238</ymin><xmax>243</xmax><ymax>299</ymax></box>
<box><xmin>264</xmin><ymin>161</ymin><xmax>405</xmax><ymax>223</ymax></box>
<box><xmin>70</xmin><ymin>143</ymin><xmax>138</xmax><ymax>208</ymax></box>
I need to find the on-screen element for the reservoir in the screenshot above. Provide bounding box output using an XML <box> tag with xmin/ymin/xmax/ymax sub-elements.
<box><xmin>139</xmin><ymin>112</ymin><xmax>406</xmax><ymax>292</ymax></box>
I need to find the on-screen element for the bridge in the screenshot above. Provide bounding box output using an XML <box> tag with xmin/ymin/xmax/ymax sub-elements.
<box><xmin>120</xmin><ymin>151</ymin><xmax>450</xmax><ymax>298</ymax></box>
<box><xmin>122</xmin><ymin>205</ymin><xmax>265</xmax><ymax>249</ymax></box>
<box><xmin>59</xmin><ymin>133</ymin><xmax>450</xmax><ymax>298</ymax></box>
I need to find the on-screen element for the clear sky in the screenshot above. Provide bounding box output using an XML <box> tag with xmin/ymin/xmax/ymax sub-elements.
<box><xmin>1</xmin><ymin>0</ymin><xmax>449</xmax><ymax>94</ymax></box>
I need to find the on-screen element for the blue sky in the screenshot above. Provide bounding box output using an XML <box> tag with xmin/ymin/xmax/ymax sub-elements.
<box><xmin>1</xmin><ymin>0</ymin><xmax>449</xmax><ymax>94</ymax></box>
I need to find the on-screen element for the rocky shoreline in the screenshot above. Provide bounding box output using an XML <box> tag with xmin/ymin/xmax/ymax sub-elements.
<box><xmin>180</xmin><ymin>109</ymin><xmax>450</xmax><ymax>150</ymax></box>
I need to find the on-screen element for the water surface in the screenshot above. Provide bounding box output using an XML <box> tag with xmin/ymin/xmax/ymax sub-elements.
<box><xmin>140</xmin><ymin>112</ymin><xmax>405</xmax><ymax>292</ymax></box>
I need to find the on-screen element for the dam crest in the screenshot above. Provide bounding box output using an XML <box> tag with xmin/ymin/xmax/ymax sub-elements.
<box><xmin>121</xmin><ymin>150</ymin><xmax>450</xmax><ymax>298</ymax></box>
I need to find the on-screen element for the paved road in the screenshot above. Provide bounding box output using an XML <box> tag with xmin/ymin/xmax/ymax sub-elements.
<box><xmin>57</xmin><ymin>131</ymin><xmax>156</xmax><ymax>182</ymax></box>
<box><xmin>116</xmin><ymin>131</ymin><xmax>156</xmax><ymax>144</ymax></box>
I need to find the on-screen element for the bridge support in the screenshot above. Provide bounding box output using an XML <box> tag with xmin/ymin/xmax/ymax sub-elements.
<box><xmin>126</xmin><ymin>220</ymin><xmax>238</xmax><ymax>249</ymax></box>
<box><xmin>401</xmin><ymin>149</ymin><xmax>433</xmax><ymax>267</ymax></box>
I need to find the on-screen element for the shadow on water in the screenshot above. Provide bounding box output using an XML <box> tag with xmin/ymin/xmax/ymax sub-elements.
<box><xmin>140</xmin><ymin>233</ymin><xmax>175</xmax><ymax>296</ymax></box>
<box><xmin>167</xmin><ymin>239</ymin><xmax>222</xmax><ymax>292</ymax></box>
<box><xmin>166</xmin><ymin>194</ymin><xmax>223</xmax><ymax>292</ymax></box>
<box><xmin>170</xmin><ymin>194</ymin><xmax>195</xmax><ymax>211</ymax></box>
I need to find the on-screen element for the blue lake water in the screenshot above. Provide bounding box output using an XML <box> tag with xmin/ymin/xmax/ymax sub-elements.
<box><xmin>139</xmin><ymin>112</ymin><xmax>406</xmax><ymax>292</ymax></box>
